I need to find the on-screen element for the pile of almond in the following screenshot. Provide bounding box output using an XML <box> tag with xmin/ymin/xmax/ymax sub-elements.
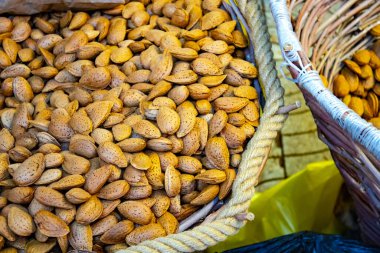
<box><xmin>331</xmin><ymin>46</ymin><xmax>380</xmax><ymax>128</ymax></box>
<box><xmin>0</xmin><ymin>0</ymin><xmax>260</xmax><ymax>252</ymax></box>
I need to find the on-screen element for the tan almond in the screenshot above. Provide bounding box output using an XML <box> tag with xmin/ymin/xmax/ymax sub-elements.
<box><xmin>34</xmin><ymin>186</ymin><xmax>74</xmax><ymax>209</ymax></box>
<box><xmin>8</xmin><ymin>206</ymin><xmax>35</xmax><ymax>236</ymax></box>
<box><xmin>219</xmin><ymin>168</ymin><xmax>236</xmax><ymax>199</ymax></box>
<box><xmin>98</xmin><ymin>180</ymin><xmax>130</xmax><ymax>200</ymax></box>
<box><xmin>117</xmin><ymin>201</ymin><xmax>153</xmax><ymax>225</ymax></box>
<box><xmin>68</xmin><ymin>222</ymin><xmax>93</xmax><ymax>252</ymax></box>
<box><xmin>100</xmin><ymin>220</ymin><xmax>134</xmax><ymax>244</ymax></box>
<box><xmin>125</xmin><ymin>223</ymin><xmax>166</xmax><ymax>246</ymax></box>
<box><xmin>157</xmin><ymin>212</ymin><xmax>179</xmax><ymax>235</ymax></box>
<box><xmin>76</xmin><ymin>196</ymin><xmax>103</xmax><ymax>225</ymax></box>
<box><xmin>34</xmin><ymin>210</ymin><xmax>69</xmax><ymax>237</ymax></box>
<box><xmin>205</xmin><ymin>137</ymin><xmax>230</xmax><ymax>170</ymax></box>
<box><xmin>190</xmin><ymin>185</ymin><xmax>219</xmax><ymax>205</ymax></box>
<box><xmin>65</xmin><ymin>188</ymin><xmax>91</xmax><ymax>204</ymax></box>
<box><xmin>91</xmin><ymin>215</ymin><xmax>118</xmax><ymax>237</ymax></box>
<box><xmin>49</xmin><ymin>174</ymin><xmax>85</xmax><ymax>190</ymax></box>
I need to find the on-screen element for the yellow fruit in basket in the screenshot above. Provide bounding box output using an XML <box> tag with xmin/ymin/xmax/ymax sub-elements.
<box><xmin>375</xmin><ymin>68</ymin><xmax>380</xmax><ymax>82</ymax></box>
<box><xmin>333</xmin><ymin>74</ymin><xmax>350</xmax><ymax>97</ymax></box>
<box><xmin>370</xmin><ymin>24</ymin><xmax>380</xmax><ymax>37</ymax></box>
<box><xmin>368</xmin><ymin>92</ymin><xmax>379</xmax><ymax>116</ymax></box>
<box><xmin>344</xmin><ymin>59</ymin><xmax>362</xmax><ymax>75</ymax></box>
<box><xmin>362</xmin><ymin>99</ymin><xmax>374</xmax><ymax>119</ymax></box>
<box><xmin>342</xmin><ymin>94</ymin><xmax>351</xmax><ymax>106</ymax></box>
<box><xmin>353</xmin><ymin>49</ymin><xmax>371</xmax><ymax>65</ymax></box>
<box><xmin>359</xmin><ymin>64</ymin><xmax>373</xmax><ymax>79</ymax></box>
<box><xmin>369</xmin><ymin>117</ymin><xmax>380</xmax><ymax>129</ymax></box>
<box><xmin>348</xmin><ymin>96</ymin><xmax>364</xmax><ymax>116</ymax></box>
<box><xmin>341</xmin><ymin>68</ymin><xmax>359</xmax><ymax>92</ymax></box>
<box><xmin>369</xmin><ymin>51</ymin><xmax>380</xmax><ymax>69</ymax></box>
<box><xmin>319</xmin><ymin>74</ymin><xmax>328</xmax><ymax>88</ymax></box>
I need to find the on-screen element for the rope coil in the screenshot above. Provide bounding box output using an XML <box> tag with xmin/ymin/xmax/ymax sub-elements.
<box><xmin>118</xmin><ymin>0</ymin><xmax>286</xmax><ymax>251</ymax></box>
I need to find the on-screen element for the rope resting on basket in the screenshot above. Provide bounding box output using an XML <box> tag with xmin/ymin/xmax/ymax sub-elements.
<box><xmin>270</xmin><ymin>0</ymin><xmax>380</xmax><ymax>161</ymax></box>
<box><xmin>117</xmin><ymin>0</ymin><xmax>287</xmax><ymax>252</ymax></box>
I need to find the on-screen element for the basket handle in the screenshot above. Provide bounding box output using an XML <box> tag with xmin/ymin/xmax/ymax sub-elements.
<box><xmin>269</xmin><ymin>0</ymin><xmax>380</xmax><ymax>161</ymax></box>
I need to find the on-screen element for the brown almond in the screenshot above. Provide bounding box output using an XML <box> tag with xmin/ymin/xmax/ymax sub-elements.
<box><xmin>117</xmin><ymin>201</ymin><xmax>153</xmax><ymax>225</ymax></box>
<box><xmin>98</xmin><ymin>180</ymin><xmax>130</xmax><ymax>200</ymax></box>
<box><xmin>190</xmin><ymin>185</ymin><xmax>219</xmax><ymax>205</ymax></box>
<box><xmin>76</xmin><ymin>196</ymin><xmax>103</xmax><ymax>225</ymax></box>
<box><xmin>34</xmin><ymin>210</ymin><xmax>69</xmax><ymax>237</ymax></box>
<box><xmin>100</xmin><ymin>220</ymin><xmax>134</xmax><ymax>244</ymax></box>
<box><xmin>157</xmin><ymin>212</ymin><xmax>179</xmax><ymax>235</ymax></box>
<box><xmin>8</xmin><ymin>206</ymin><xmax>35</xmax><ymax>236</ymax></box>
<box><xmin>125</xmin><ymin>223</ymin><xmax>166</xmax><ymax>246</ymax></box>
<box><xmin>35</xmin><ymin>186</ymin><xmax>74</xmax><ymax>209</ymax></box>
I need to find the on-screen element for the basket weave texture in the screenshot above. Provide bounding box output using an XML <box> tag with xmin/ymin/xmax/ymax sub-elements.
<box><xmin>270</xmin><ymin>0</ymin><xmax>380</xmax><ymax>246</ymax></box>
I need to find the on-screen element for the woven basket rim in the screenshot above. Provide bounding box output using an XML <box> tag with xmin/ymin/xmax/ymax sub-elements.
<box><xmin>293</xmin><ymin>0</ymin><xmax>380</xmax><ymax>159</ymax></box>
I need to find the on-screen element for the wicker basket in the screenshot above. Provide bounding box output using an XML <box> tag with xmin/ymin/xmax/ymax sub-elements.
<box><xmin>270</xmin><ymin>0</ymin><xmax>380</xmax><ymax>246</ymax></box>
<box><xmin>0</xmin><ymin>1</ymin><xmax>288</xmax><ymax>252</ymax></box>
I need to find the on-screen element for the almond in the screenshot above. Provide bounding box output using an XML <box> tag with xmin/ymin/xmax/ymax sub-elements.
<box><xmin>118</xmin><ymin>201</ymin><xmax>153</xmax><ymax>225</ymax></box>
<box><xmin>125</xmin><ymin>223</ymin><xmax>166</xmax><ymax>246</ymax></box>
<box><xmin>205</xmin><ymin>137</ymin><xmax>230</xmax><ymax>170</ymax></box>
<box><xmin>8</xmin><ymin>207</ymin><xmax>35</xmax><ymax>236</ymax></box>
<box><xmin>76</xmin><ymin>196</ymin><xmax>103</xmax><ymax>225</ymax></box>
<box><xmin>34</xmin><ymin>210</ymin><xmax>69</xmax><ymax>237</ymax></box>
<box><xmin>100</xmin><ymin>220</ymin><xmax>134</xmax><ymax>244</ymax></box>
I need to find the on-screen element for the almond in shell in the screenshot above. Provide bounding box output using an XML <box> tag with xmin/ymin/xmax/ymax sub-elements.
<box><xmin>13</xmin><ymin>153</ymin><xmax>44</xmax><ymax>186</ymax></box>
<box><xmin>76</xmin><ymin>196</ymin><xmax>103</xmax><ymax>225</ymax></box>
<box><xmin>190</xmin><ymin>184</ymin><xmax>219</xmax><ymax>205</ymax></box>
<box><xmin>219</xmin><ymin>168</ymin><xmax>236</xmax><ymax>199</ymax></box>
<box><xmin>205</xmin><ymin>137</ymin><xmax>229</xmax><ymax>170</ymax></box>
<box><xmin>98</xmin><ymin>180</ymin><xmax>130</xmax><ymax>200</ymax></box>
<box><xmin>34</xmin><ymin>186</ymin><xmax>74</xmax><ymax>209</ymax></box>
<box><xmin>100</xmin><ymin>220</ymin><xmax>134</xmax><ymax>244</ymax></box>
<box><xmin>91</xmin><ymin>215</ymin><xmax>118</xmax><ymax>237</ymax></box>
<box><xmin>117</xmin><ymin>201</ymin><xmax>153</xmax><ymax>225</ymax></box>
<box><xmin>157</xmin><ymin>212</ymin><xmax>178</xmax><ymax>234</ymax></box>
<box><xmin>125</xmin><ymin>223</ymin><xmax>166</xmax><ymax>246</ymax></box>
<box><xmin>65</xmin><ymin>188</ymin><xmax>91</xmax><ymax>204</ymax></box>
<box><xmin>68</xmin><ymin>222</ymin><xmax>93</xmax><ymax>251</ymax></box>
<box><xmin>8</xmin><ymin>206</ymin><xmax>35</xmax><ymax>236</ymax></box>
<box><xmin>34</xmin><ymin>210</ymin><xmax>70</xmax><ymax>237</ymax></box>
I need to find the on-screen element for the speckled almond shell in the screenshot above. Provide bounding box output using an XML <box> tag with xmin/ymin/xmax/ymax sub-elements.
<box><xmin>205</xmin><ymin>137</ymin><xmax>230</xmax><ymax>170</ymax></box>
<box><xmin>49</xmin><ymin>174</ymin><xmax>85</xmax><ymax>191</ymax></box>
<box><xmin>12</xmin><ymin>153</ymin><xmax>44</xmax><ymax>186</ymax></box>
<box><xmin>151</xmin><ymin>190</ymin><xmax>170</xmax><ymax>217</ymax></box>
<box><xmin>34</xmin><ymin>210</ymin><xmax>70</xmax><ymax>237</ymax></box>
<box><xmin>98</xmin><ymin>141</ymin><xmax>129</xmax><ymax>168</ymax></box>
<box><xmin>35</xmin><ymin>187</ymin><xmax>74</xmax><ymax>209</ymax></box>
<box><xmin>157</xmin><ymin>211</ymin><xmax>179</xmax><ymax>235</ymax></box>
<box><xmin>117</xmin><ymin>201</ymin><xmax>153</xmax><ymax>225</ymax></box>
<box><xmin>214</xmin><ymin>97</ymin><xmax>249</xmax><ymax>113</ymax></box>
<box><xmin>97</xmin><ymin>180</ymin><xmax>130</xmax><ymax>200</ymax></box>
<box><xmin>69</xmin><ymin>222</ymin><xmax>93</xmax><ymax>251</ymax></box>
<box><xmin>125</xmin><ymin>223</ymin><xmax>166</xmax><ymax>246</ymax></box>
<box><xmin>75</xmin><ymin>196</ymin><xmax>103</xmax><ymax>225</ymax></box>
<box><xmin>177</xmin><ymin>156</ymin><xmax>202</xmax><ymax>174</ymax></box>
<box><xmin>91</xmin><ymin>214</ymin><xmax>118</xmax><ymax>236</ymax></box>
<box><xmin>100</xmin><ymin>220</ymin><xmax>134</xmax><ymax>244</ymax></box>
<box><xmin>84</xmin><ymin>165</ymin><xmax>112</xmax><ymax>194</ymax></box>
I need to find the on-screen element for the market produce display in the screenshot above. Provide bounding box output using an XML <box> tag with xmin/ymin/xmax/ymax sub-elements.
<box><xmin>330</xmin><ymin>42</ymin><xmax>380</xmax><ymax>128</ymax></box>
<box><xmin>0</xmin><ymin>0</ymin><xmax>261</xmax><ymax>251</ymax></box>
